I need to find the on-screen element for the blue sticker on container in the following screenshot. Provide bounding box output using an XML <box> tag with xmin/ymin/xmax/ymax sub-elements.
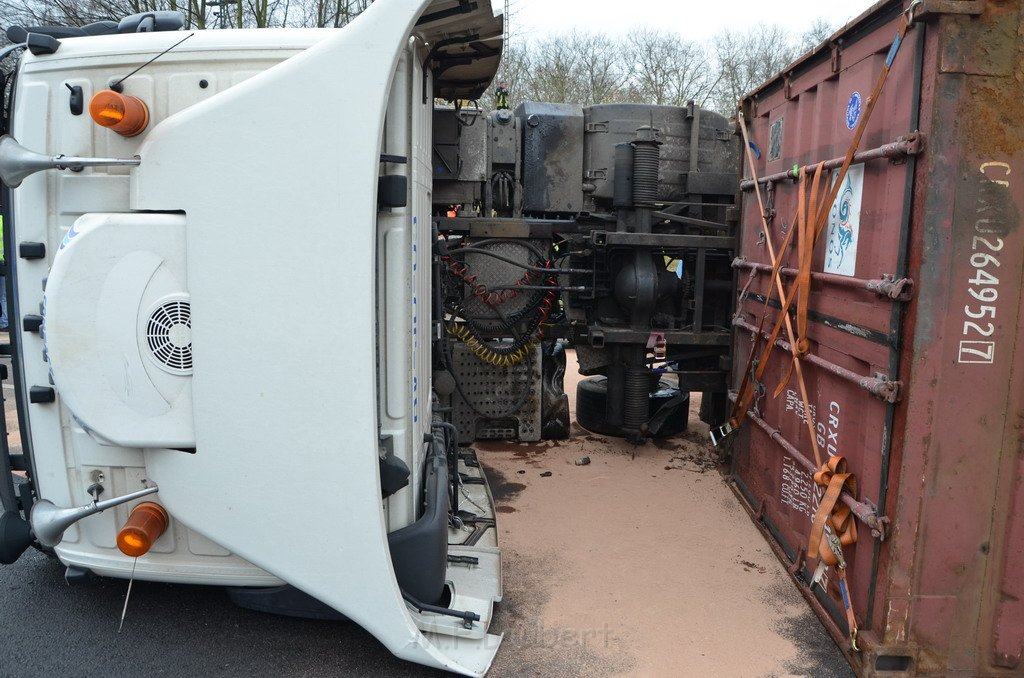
<box><xmin>845</xmin><ymin>92</ymin><xmax>862</xmax><ymax>130</ymax></box>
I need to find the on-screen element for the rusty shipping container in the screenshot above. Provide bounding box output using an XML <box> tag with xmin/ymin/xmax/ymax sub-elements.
<box><xmin>728</xmin><ymin>1</ymin><xmax>1024</xmax><ymax>676</ymax></box>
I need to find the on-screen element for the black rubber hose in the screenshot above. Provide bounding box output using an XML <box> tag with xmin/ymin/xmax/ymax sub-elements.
<box><xmin>402</xmin><ymin>589</ymin><xmax>480</xmax><ymax>624</ymax></box>
<box><xmin>448</xmin><ymin>247</ymin><xmax>588</xmax><ymax>274</ymax></box>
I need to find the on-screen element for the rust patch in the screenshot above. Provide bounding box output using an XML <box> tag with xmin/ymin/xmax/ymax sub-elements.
<box><xmin>956</xmin><ymin>4</ymin><xmax>1024</xmax><ymax>158</ymax></box>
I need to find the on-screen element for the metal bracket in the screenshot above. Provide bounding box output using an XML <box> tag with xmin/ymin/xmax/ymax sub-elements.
<box><xmin>916</xmin><ymin>0</ymin><xmax>985</xmax><ymax>18</ymax></box>
<box><xmin>866</xmin><ymin>275</ymin><xmax>915</xmax><ymax>301</ymax></box>
<box><xmin>869</xmin><ymin>373</ymin><xmax>903</xmax><ymax>404</ymax></box>
<box><xmin>888</xmin><ymin>132</ymin><xmax>925</xmax><ymax>166</ymax></box>
<box><xmin>710</xmin><ymin>423</ymin><xmax>734</xmax><ymax>447</ymax></box>
<box><xmin>861</xmin><ymin>498</ymin><xmax>890</xmax><ymax>541</ymax></box>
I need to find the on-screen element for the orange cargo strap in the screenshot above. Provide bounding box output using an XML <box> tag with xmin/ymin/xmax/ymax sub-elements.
<box><xmin>722</xmin><ymin>1</ymin><xmax>920</xmax><ymax>446</ymax></box>
<box><xmin>728</xmin><ymin>117</ymin><xmax>825</xmax><ymax>468</ymax></box>
<box><xmin>808</xmin><ymin>455</ymin><xmax>858</xmax><ymax>565</ymax></box>
<box><xmin>727</xmin><ymin>114</ymin><xmax>793</xmax><ymax>403</ymax></box>
<box><xmin>772</xmin><ymin>161</ymin><xmax>830</xmax><ymax>400</ymax></box>
<box><xmin>810</xmin><ymin>454</ymin><xmax>861</xmax><ymax>651</ymax></box>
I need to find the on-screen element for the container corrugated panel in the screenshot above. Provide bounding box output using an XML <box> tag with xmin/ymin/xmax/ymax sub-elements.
<box><xmin>729</xmin><ymin>1</ymin><xmax>1024</xmax><ymax>676</ymax></box>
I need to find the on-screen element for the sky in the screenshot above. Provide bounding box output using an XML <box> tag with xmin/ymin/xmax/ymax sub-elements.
<box><xmin>507</xmin><ymin>0</ymin><xmax>877</xmax><ymax>43</ymax></box>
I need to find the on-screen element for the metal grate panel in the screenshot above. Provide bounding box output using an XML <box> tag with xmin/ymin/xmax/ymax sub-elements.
<box><xmin>451</xmin><ymin>342</ymin><xmax>542</xmax><ymax>444</ymax></box>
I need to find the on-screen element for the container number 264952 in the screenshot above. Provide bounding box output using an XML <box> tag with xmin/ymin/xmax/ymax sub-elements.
<box><xmin>959</xmin><ymin>238</ymin><xmax>1002</xmax><ymax>364</ymax></box>
<box><xmin>959</xmin><ymin>162</ymin><xmax>1013</xmax><ymax>364</ymax></box>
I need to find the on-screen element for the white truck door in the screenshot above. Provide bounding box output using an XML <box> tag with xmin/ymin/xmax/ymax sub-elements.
<box><xmin>131</xmin><ymin>1</ymin><xmax>500</xmax><ymax>675</ymax></box>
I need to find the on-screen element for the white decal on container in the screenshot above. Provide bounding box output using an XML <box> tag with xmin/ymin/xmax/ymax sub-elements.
<box><xmin>785</xmin><ymin>389</ymin><xmax>816</xmax><ymax>425</ymax></box>
<box><xmin>815</xmin><ymin>400</ymin><xmax>842</xmax><ymax>459</ymax></box>
<box><xmin>781</xmin><ymin>455</ymin><xmax>822</xmax><ymax>518</ymax></box>
<box><xmin>825</xmin><ymin>164</ymin><xmax>863</xmax><ymax>277</ymax></box>
<box><xmin>780</xmin><ymin>400</ymin><xmax>840</xmax><ymax>518</ymax></box>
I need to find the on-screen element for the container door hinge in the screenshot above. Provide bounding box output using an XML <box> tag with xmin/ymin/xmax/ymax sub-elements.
<box><xmin>861</xmin><ymin>499</ymin><xmax>890</xmax><ymax>541</ymax></box>
<box><xmin>867</xmin><ymin>275</ymin><xmax>914</xmax><ymax>301</ymax></box>
<box><xmin>870</xmin><ymin>374</ymin><xmax>903</xmax><ymax>404</ymax></box>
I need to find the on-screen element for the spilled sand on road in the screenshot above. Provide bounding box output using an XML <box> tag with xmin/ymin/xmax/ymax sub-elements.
<box><xmin>481</xmin><ymin>354</ymin><xmax>848</xmax><ymax>678</ymax></box>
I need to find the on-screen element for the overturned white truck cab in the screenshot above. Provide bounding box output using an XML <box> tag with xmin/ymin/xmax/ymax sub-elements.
<box><xmin>0</xmin><ymin>2</ymin><xmax>506</xmax><ymax>675</ymax></box>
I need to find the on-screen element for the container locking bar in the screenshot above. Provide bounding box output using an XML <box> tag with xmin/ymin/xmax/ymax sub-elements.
<box><xmin>729</xmin><ymin>394</ymin><xmax>889</xmax><ymax>540</ymax></box>
<box><xmin>733</xmin><ymin>258</ymin><xmax>914</xmax><ymax>302</ymax></box>
<box><xmin>739</xmin><ymin>134</ymin><xmax>924</xmax><ymax>190</ymax></box>
<box><xmin>733</xmin><ymin>317</ymin><xmax>902</xmax><ymax>403</ymax></box>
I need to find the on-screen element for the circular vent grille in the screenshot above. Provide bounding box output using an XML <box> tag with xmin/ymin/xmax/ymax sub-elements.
<box><xmin>146</xmin><ymin>298</ymin><xmax>193</xmax><ymax>375</ymax></box>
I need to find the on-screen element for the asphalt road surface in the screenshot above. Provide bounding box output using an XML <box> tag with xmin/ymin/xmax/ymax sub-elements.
<box><xmin>1</xmin><ymin>548</ymin><xmax>445</xmax><ymax>677</ymax></box>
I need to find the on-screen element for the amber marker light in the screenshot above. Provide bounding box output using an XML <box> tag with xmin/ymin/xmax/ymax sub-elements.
<box><xmin>88</xmin><ymin>90</ymin><xmax>150</xmax><ymax>137</ymax></box>
<box><xmin>116</xmin><ymin>502</ymin><xmax>169</xmax><ymax>557</ymax></box>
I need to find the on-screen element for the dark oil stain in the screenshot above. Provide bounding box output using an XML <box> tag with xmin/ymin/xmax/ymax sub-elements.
<box><xmin>759</xmin><ymin>580</ymin><xmax>855</xmax><ymax>678</ymax></box>
<box><xmin>482</xmin><ymin>462</ymin><xmax>527</xmax><ymax>503</ymax></box>
<box><xmin>496</xmin><ymin>505</ymin><xmax>517</xmax><ymax>514</ymax></box>
<box><xmin>651</xmin><ymin>437</ymin><xmax>684</xmax><ymax>452</ymax></box>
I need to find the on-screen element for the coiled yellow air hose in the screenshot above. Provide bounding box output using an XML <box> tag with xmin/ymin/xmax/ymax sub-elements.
<box><xmin>447</xmin><ymin>323</ymin><xmax>535</xmax><ymax>367</ymax></box>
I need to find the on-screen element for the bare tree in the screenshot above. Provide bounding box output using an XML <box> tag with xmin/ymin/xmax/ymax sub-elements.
<box><xmin>710</xmin><ymin>24</ymin><xmax>796</xmax><ymax>116</ymax></box>
<box><xmin>0</xmin><ymin>1</ymin><xmax>841</xmax><ymax>119</ymax></box>
<box><xmin>798</xmin><ymin>17</ymin><xmax>836</xmax><ymax>52</ymax></box>
<box><xmin>517</xmin><ymin>34</ymin><xmax>585</xmax><ymax>104</ymax></box>
<box><xmin>479</xmin><ymin>31</ymin><xmax>624</xmax><ymax>110</ymax></box>
<box><xmin>625</xmin><ymin>28</ymin><xmax>714</xmax><ymax>107</ymax></box>
<box><xmin>0</xmin><ymin>0</ymin><xmax>370</xmax><ymax>31</ymax></box>
<box><xmin>568</xmin><ymin>31</ymin><xmax>626</xmax><ymax>105</ymax></box>
<box><xmin>477</xmin><ymin>39</ymin><xmax>530</xmax><ymax>109</ymax></box>
<box><xmin>0</xmin><ymin>0</ymin><xmax>215</xmax><ymax>30</ymax></box>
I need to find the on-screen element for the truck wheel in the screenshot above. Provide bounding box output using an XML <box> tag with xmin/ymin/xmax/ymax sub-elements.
<box><xmin>541</xmin><ymin>341</ymin><xmax>570</xmax><ymax>440</ymax></box>
<box><xmin>576</xmin><ymin>376</ymin><xmax>689</xmax><ymax>438</ymax></box>
<box><xmin>698</xmin><ymin>391</ymin><xmax>729</xmax><ymax>427</ymax></box>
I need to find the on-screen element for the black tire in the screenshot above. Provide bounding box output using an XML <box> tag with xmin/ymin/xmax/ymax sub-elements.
<box><xmin>541</xmin><ymin>341</ymin><xmax>571</xmax><ymax>440</ymax></box>
<box><xmin>576</xmin><ymin>375</ymin><xmax>689</xmax><ymax>438</ymax></box>
<box><xmin>698</xmin><ymin>391</ymin><xmax>729</xmax><ymax>427</ymax></box>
